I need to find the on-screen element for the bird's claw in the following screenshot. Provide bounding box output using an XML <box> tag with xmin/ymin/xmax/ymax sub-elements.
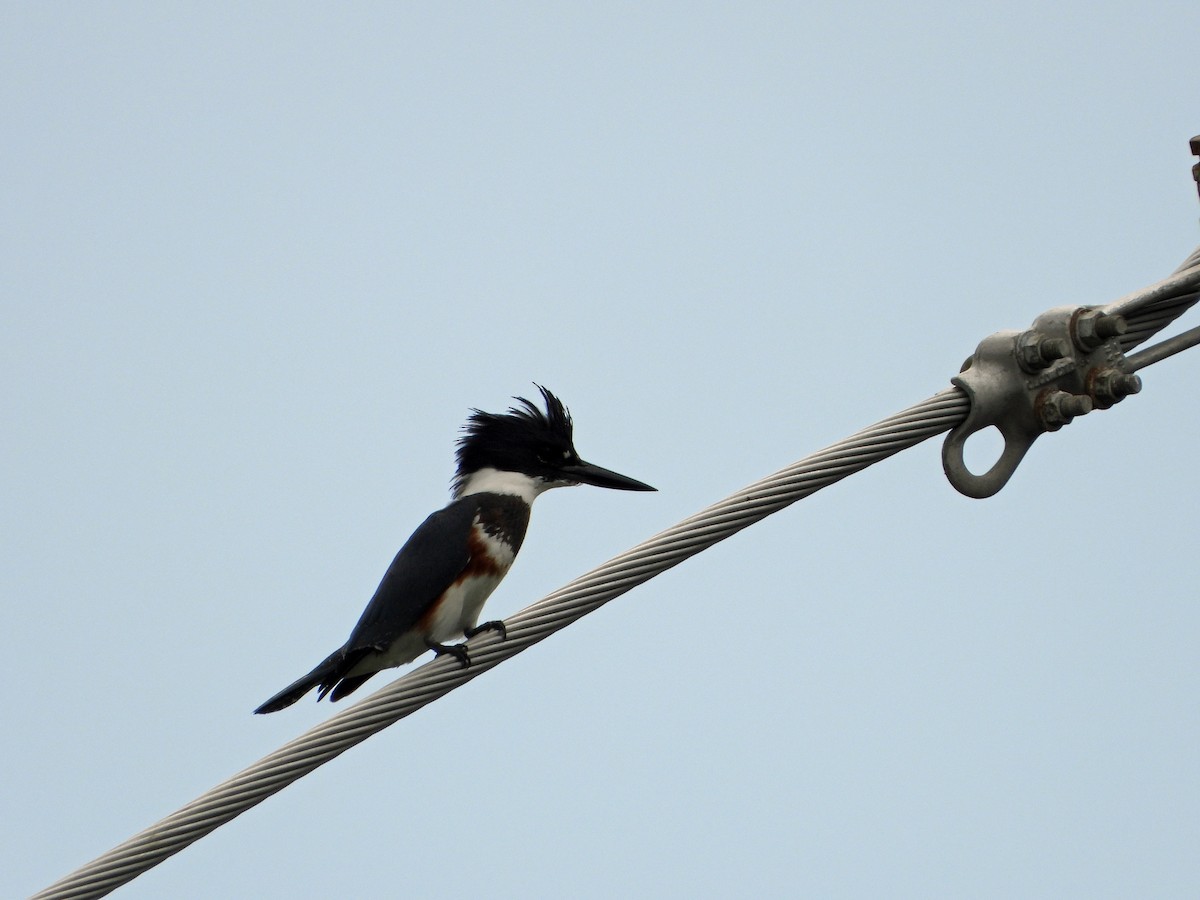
<box><xmin>425</xmin><ymin>638</ymin><xmax>471</xmax><ymax>667</ymax></box>
<box><xmin>464</xmin><ymin>620</ymin><xmax>507</xmax><ymax>641</ymax></box>
<box><xmin>425</xmin><ymin>620</ymin><xmax>506</xmax><ymax>668</ymax></box>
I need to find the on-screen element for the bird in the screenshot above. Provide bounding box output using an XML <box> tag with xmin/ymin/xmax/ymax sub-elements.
<box><xmin>254</xmin><ymin>386</ymin><xmax>655</xmax><ymax>714</ymax></box>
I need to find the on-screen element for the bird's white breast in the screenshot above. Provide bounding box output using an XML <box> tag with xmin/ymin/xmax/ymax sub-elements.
<box><xmin>348</xmin><ymin>510</ymin><xmax>523</xmax><ymax>674</ymax></box>
<box><xmin>424</xmin><ymin>518</ymin><xmax>516</xmax><ymax>642</ymax></box>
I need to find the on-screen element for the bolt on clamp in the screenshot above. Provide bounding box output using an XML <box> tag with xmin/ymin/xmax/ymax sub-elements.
<box><xmin>1191</xmin><ymin>134</ymin><xmax>1200</xmax><ymax>202</ymax></box>
<box><xmin>942</xmin><ymin>306</ymin><xmax>1141</xmax><ymax>498</ymax></box>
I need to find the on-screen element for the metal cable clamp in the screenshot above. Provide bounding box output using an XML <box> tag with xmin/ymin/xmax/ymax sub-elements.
<box><xmin>942</xmin><ymin>306</ymin><xmax>1142</xmax><ymax>498</ymax></box>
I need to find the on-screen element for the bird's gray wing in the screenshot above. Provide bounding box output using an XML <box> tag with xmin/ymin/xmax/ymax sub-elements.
<box><xmin>342</xmin><ymin>496</ymin><xmax>481</xmax><ymax>652</ymax></box>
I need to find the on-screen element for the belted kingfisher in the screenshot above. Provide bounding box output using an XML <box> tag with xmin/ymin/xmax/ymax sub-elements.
<box><xmin>254</xmin><ymin>386</ymin><xmax>654</xmax><ymax>714</ymax></box>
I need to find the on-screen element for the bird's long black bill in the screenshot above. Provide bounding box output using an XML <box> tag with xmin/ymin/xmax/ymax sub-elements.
<box><xmin>562</xmin><ymin>460</ymin><xmax>656</xmax><ymax>491</ymax></box>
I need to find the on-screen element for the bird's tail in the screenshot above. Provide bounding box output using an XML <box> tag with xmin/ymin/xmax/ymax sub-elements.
<box><xmin>254</xmin><ymin>648</ymin><xmax>345</xmax><ymax>715</ymax></box>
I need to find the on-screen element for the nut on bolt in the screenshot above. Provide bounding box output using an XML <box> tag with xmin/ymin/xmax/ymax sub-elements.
<box><xmin>1089</xmin><ymin>367</ymin><xmax>1143</xmax><ymax>409</ymax></box>
<box><xmin>1038</xmin><ymin>389</ymin><xmax>1092</xmax><ymax>432</ymax></box>
<box><xmin>1191</xmin><ymin>134</ymin><xmax>1200</xmax><ymax>201</ymax></box>
<box><xmin>1016</xmin><ymin>330</ymin><xmax>1070</xmax><ymax>372</ymax></box>
<box><xmin>1072</xmin><ymin>309</ymin><xmax>1127</xmax><ymax>351</ymax></box>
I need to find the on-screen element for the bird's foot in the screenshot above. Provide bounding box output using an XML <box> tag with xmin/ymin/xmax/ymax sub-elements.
<box><xmin>464</xmin><ymin>620</ymin><xmax>507</xmax><ymax>641</ymax></box>
<box><xmin>425</xmin><ymin>638</ymin><xmax>471</xmax><ymax>667</ymax></box>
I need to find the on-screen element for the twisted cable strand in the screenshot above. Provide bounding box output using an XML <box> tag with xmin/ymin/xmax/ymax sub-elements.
<box><xmin>1106</xmin><ymin>245</ymin><xmax>1200</xmax><ymax>343</ymax></box>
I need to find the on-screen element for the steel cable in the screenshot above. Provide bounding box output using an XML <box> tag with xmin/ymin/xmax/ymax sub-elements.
<box><xmin>1107</xmin><ymin>247</ymin><xmax>1200</xmax><ymax>347</ymax></box>
<box><xmin>32</xmin><ymin>389</ymin><xmax>970</xmax><ymax>900</ymax></box>
<box><xmin>32</xmin><ymin>246</ymin><xmax>1200</xmax><ymax>900</ymax></box>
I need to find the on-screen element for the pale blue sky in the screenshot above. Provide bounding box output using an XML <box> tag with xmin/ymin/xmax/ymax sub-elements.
<box><xmin>4</xmin><ymin>4</ymin><xmax>1198</xmax><ymax>898</ymax></box>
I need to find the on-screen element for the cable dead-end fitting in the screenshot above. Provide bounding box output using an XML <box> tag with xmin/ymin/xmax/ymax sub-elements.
<box><xmin>943</xmin><ymin>305</ymin><xmax>1138</xmax><ymax>498</ymax></box>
